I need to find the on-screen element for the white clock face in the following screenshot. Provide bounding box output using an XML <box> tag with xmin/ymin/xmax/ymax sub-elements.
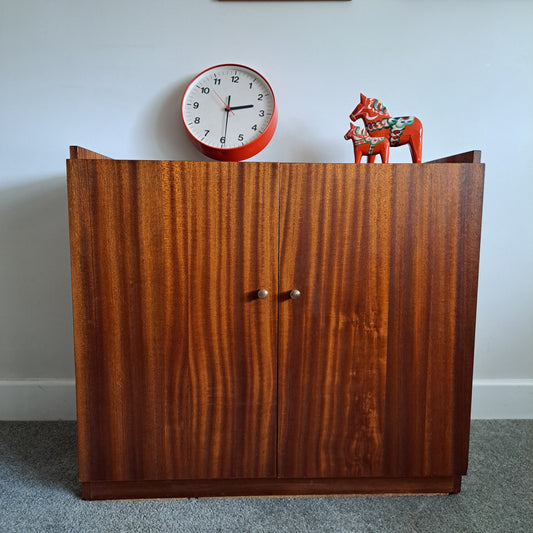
<box><xmin>181</xmin><ymin>65</ymin><xmax>276</xmax><ymax>151</ymax></box>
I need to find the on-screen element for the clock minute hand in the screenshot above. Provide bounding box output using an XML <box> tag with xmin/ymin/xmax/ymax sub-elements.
<box><xmin>223</xmin><ymin>95</ymin><xmax>231</xmax><ymax>141</ymax></box>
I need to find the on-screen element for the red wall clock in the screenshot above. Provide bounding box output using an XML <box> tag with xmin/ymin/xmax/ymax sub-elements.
<box><xmin>181</xmin><ymin>64</ymin><xmax>278</xmax><ymax>161</ymax></box>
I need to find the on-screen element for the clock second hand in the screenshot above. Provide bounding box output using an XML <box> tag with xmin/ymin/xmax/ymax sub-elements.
<box><xmin>213</xmin><ymin>90</ymin><xmax>235</xmax><ymax>115</ymax></box>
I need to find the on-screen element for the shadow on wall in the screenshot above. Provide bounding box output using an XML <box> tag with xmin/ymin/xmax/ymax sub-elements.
<box><xmin>0</xmin><ymin>177</ymin><xmax>74</xmax><ymax>378</ymax></box>
<box><xmin>132</xmin><ymin>78</ymin><xmax>212</xmax><ymax>161</ymax></box>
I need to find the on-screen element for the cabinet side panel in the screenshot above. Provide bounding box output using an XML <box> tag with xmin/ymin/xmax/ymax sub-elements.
<box><xmin>384</xmin><ymin>164</ymin><xmax>484</xmax><ymax>477</ymax></box>
<box><xmin>278</xmin><ymin>163</ymin><xmax>393</xmax><ymax>478</ymax></box>
<box><xmin>451</xmin><ymin>164</ymin><xmax>484</xmax><ymax>474</ymax></box>
<box><xmin>67</xmin><ymin>161</ymin><xmax>103</xmax><ymax>480</ymax></box>
<box><xmin>424</xmin><ymin>151</ymin><xmax>481</xmax><ymax>164</ymax></box>
<box><xmin>69</xmin><ymin>146</ymin><xmax>112</xmax><ymax>160</ymax></box>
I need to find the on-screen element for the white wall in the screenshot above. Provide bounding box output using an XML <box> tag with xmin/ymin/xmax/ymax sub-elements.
<box><xmin>1</xmin><ymin>0</ymin><xmax>532</xmax><ymax>419</ymax></box>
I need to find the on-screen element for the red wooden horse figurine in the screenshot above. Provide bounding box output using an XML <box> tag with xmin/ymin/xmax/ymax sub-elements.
<box><xmin>344</xmin><ymin>123</ymin><xmax>390</xmax><ymax>163</ymax></box>
<box><xmin>350</xmin><ymin>93</ymin><xmax>423</xmax><ymax>163</ymax></box>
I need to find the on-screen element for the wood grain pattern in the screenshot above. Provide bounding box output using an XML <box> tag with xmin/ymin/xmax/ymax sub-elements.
<box><xmin>278</xmin><ymin>162</ymin><xmax>484</xmax><ymax>479</ymax></box>
<box><xmin>67</xmin><ymin>153</ymin><xmax>484</xmax><ymax>498</ymax></box>
<box><xmin>383</xmin><ymin>163</ymin><xmax>484</xmax><ymax>477</ymax></box>
<box><xmin>278</xmin><ymin>164</ymin><xmax>393</xmax><ymax>478</ymax></box>
<box><xmin>67</xmin><ymin>160</ymin><xmax>278</xmax><ymax>481</ymax></box>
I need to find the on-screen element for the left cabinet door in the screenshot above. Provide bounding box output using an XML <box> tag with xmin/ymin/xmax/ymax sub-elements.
<box><xmin>67</xmin><ymin>160</ymin><xmax>279</xmax><ymax>482</ymax></box>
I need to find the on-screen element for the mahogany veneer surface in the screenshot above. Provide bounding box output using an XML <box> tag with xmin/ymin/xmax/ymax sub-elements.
<box><xmin>278</xmin><ymin>163</ymin><xmax>484</xmax><ymax>479</ymax></box>
<box><xmin>66</xmin><ymin>149</ymin><xmax>484</xmax><ymax>498</ymax></box>
<box><xmin>68</xmin><ymin>160</ymin><xmax>278</xmax><ymax>481</ymax></box>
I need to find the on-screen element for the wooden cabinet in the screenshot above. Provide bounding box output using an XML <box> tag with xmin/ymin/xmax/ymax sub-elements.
<box><xmin>67</xmin><ymin>147</ymin><xmax>484</xmax><ymax>499</ymax></box>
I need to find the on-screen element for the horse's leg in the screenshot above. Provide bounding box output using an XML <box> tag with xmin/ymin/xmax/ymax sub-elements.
<box><xmin>367</xmin><ymin>154</ymin><xmax>376</xmax><ymax>163</ymax></box>
<box><xmin>381</xmin><ymin>144</ymin><xmax>390</xmax><ymax>164</ymax></box>
<box><xmin>355</xmin><ymin>147</ymin><xmax>362</xmax><ymax>163</ymax></box>
<box><xmin>409</xmin><ymin>132</ymin><xmax>423</xmax><ymax>163</ymax></box>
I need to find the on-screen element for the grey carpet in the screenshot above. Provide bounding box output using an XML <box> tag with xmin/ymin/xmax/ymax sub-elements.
<box><xmin>0</xmin><ymin>420</ymin><xmax>531</xmax><ymax>533</ymax></box>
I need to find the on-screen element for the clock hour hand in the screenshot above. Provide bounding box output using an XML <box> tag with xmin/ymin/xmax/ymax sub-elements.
<box><xmin>230</xmin><ymin>104</ymin><xmax>254</xmax><ymax>111</ymax></box>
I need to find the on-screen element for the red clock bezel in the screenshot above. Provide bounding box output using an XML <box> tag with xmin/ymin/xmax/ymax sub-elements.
<box><xmin>181</xmin><ymin>64</ymin><xmax>278</xmax><ymax>162</ymax></box>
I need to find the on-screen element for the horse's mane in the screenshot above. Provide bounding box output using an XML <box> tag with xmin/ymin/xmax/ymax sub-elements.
<box><xmin>370</xmin><ymin>98</ymin><xmax>389</xmax><ymax>117</ymax></box>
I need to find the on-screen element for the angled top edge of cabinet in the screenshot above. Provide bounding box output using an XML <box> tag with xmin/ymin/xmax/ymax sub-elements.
<box><xmin>67</xmin><ymin>146</ymin><xmax>482</xmax><ymax>164</ymax></box>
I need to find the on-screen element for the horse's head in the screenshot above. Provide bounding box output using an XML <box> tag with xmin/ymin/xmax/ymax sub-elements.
<box><xmin>344</xmin><ymin>122</ymin><xmax>357</xmax><ymax>140</ymax></box>
<box><xmin>350</xmin><ymin>93</ymin><xmax>389</xmax><ymax>122</ymax></box>
<box><xmin>344</xmin><ymin>123</ymin><xmax>367</xmax><ymax>140</ymax></box>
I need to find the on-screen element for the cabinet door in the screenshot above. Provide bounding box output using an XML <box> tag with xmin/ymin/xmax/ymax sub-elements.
<box><xmin>68</xmin><ymin>160</ymin><xmax>278</xmax><ymax>481</ymax></box>
<box><xmin>278</xmin><ymin>163</ymin><xmax>483</xmax><ymax>479</ymax></box>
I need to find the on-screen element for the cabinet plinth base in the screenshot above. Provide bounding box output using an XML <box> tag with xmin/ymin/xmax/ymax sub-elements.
<box><xmin>82</xmin><ymin>476</ymin><xmax>462</xmax><ymax>500</ymax></box>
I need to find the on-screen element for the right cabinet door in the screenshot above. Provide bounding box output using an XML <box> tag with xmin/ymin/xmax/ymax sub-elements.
<box><xmin>278</xmin><ymin>163</ymin><xmax>484</xmax><ymax>480</ymax></box>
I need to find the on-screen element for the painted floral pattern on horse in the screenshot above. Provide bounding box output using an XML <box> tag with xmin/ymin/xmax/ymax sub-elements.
<box><xmin>366</xmin><ymin>117</ymin><xmax>416</xmax><ymax>146</ymax></box>
<box><xmin>344</xmin><ymin>123</ymin><xmax>390</xmax><ymax>163</ymax></box>
<box><xmin>348</xmin><ymin>125</ymin><xmax>385</xmax><ymax>153</ymax></box>
<box><xmin>352</xmin><ymin>135</ymin><xmax>387</xmax><ymax>155</ymax></box>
